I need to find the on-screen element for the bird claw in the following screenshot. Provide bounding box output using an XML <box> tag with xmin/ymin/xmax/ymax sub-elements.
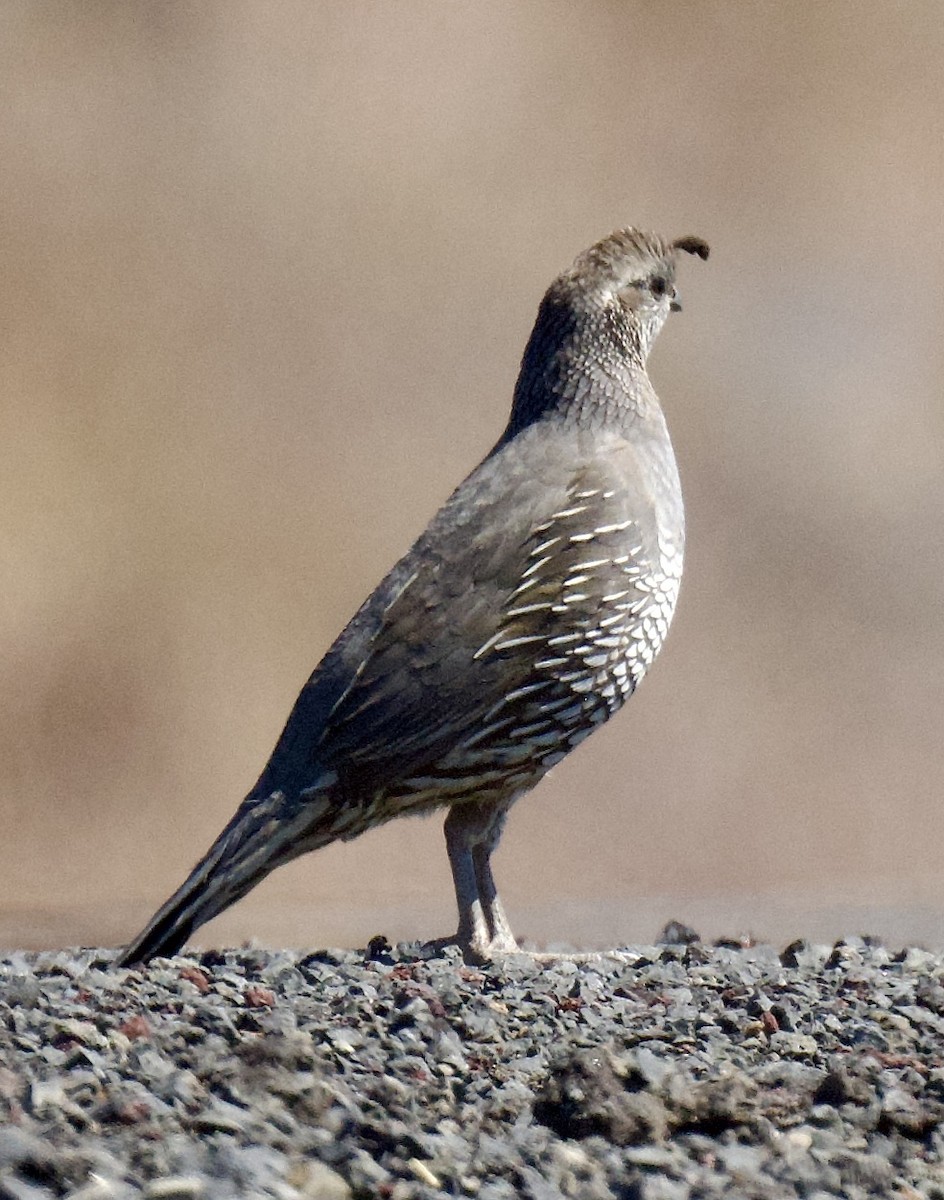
<box><xmin>421</xmin><ymin>928</ymin><xmax>521</xmax><ymax>965</ymax></box>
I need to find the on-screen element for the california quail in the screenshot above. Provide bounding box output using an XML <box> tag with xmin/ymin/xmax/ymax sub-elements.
<box><xmin>118</xmin><ymin>227</ymin><xmax>709</xmax><ymax>966</ymax></box>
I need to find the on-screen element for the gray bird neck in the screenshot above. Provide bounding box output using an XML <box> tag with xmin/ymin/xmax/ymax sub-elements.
<box><xmin>499</xmin><ymin>298</ymin><xmax>661</xmax><ymax>444</ymax></box>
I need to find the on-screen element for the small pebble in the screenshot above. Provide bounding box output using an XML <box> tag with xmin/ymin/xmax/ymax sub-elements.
<box><xmin>143</xmin><ymin>1180</ymin><xmax>205</xmax><ymax>1200</ymax></box>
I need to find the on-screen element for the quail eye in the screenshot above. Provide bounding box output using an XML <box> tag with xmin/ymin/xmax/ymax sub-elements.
<box><xmin>649</xmin><ymin>276</ymin><xmax>668</xmax><ymax>299</ymax></box>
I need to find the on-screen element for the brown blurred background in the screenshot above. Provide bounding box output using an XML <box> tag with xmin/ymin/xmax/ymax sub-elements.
<box><xmin>1</xmin><ymin>2</ymin><xmax>943</xmax><ymax>953</ymax></box>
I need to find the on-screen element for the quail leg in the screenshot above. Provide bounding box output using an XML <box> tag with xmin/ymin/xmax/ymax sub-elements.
<box><xmin>443</xmin><ymin>800</ymin><xmax>635</xmax><ymax>966</ymax></box>
<box><xmin>471</xmin><ymin>810</ymin><xmax>518</xmax><ymax>952</ymax></box>
<box><xmin>444</xmin><ymin>800</ymin><xmax>519</xmax><ymax>959</ymax></box>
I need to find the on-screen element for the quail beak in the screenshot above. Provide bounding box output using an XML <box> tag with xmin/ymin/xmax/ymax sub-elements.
<box><xmin>669</xmin><ymin>290</ymin><xmax>682</xmax><ymax>313</ymax></box>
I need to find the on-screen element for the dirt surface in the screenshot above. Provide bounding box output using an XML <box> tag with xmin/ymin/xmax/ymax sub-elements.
<box><xmin>1</xmin><ymin>936</ymin><xmax>943</xmax><ymax>1198</ymax></box>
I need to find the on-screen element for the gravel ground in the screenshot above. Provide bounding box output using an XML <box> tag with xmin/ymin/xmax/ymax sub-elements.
<box><xmin>1</xmin><ymin>933</ymin><xmax>943</xmax><ymax>1199</ymax></box>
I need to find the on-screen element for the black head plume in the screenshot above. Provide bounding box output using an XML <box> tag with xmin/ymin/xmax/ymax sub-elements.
<box><xmin>672</xmin><ymin>236</ymin><xmax>710</xmax><ymax>261</ymax></box>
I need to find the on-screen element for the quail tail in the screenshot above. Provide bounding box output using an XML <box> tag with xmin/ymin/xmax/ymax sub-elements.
<box><xmin>117</xmin><ymin>787</ymin><xmax>326</xmax><ymax>966</ymax></box>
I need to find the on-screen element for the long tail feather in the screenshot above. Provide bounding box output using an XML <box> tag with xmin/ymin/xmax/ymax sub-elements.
<box><xmin>117</xmin><ymin>788</ymin><xmax>330</xmax><ymax>966</ymax></box>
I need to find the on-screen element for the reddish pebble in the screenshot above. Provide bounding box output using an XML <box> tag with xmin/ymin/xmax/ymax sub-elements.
<box><xmin>179</xmin><ymin>966</ymin><xmax>211</xmax><ymax>993</ymax></box>
<box><xmin>117</xmin><ymin>1099</ymin><xmax>151</xmax><ymax>1124</ymax></box>
<box><xmin>244</xmin><ymin>985</ymin><xmax>276</xmax><ymax>1008</ymax></box>
<box><xmin>118</xmin><ymin>1015</ymin><xmax>152</xmax><ymax>1041</ymax></box>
